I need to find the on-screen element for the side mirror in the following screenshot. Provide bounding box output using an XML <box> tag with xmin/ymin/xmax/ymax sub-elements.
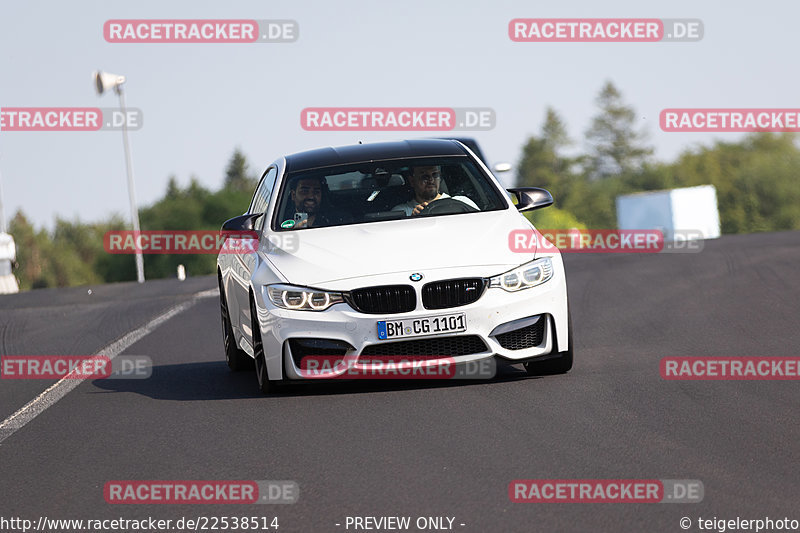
<box><xmin>506</xmin><ymin>187</ymin><xmax>553</xmax><ymax>212</ymax></box>
<box><xmin>221</xmin><ymin>213</ymin><xmax>263</xmax><ymax>232</ymax></box>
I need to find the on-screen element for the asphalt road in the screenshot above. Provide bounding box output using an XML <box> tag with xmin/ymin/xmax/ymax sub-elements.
<box><xmin>1</xmin><ymin>231</ymin><xmax>799</xmax><ymax>532</ymax></box>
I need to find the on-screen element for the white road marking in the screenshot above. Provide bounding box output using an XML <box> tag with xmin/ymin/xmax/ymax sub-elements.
<box><xmin>0</xmin><ymin>288</ymin><xmax>217</xmax><ymax>445</ymax></box>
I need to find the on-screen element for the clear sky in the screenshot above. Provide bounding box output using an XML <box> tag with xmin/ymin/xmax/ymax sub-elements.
<box><xmin>1</xmin><ymin>0</ymin><xmax>797</xmax><ymax>230</ymax></box>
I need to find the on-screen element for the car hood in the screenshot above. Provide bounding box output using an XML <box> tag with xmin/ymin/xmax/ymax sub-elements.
<box><xmin>265</xmin><ymin>211</ymin><xmax>540</xmax><ymax>286</ymax></box>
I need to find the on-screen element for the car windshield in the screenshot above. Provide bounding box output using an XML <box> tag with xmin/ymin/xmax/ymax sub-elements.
<box><xmin>272</xmin><ymin>156</ymin><xmax>507</xmax><ymax>231</ymax></box>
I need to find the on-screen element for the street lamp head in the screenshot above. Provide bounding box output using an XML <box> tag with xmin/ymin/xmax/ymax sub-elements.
<box><xmin>93</xmin><ymin>70</ymin><xmax>126</xmax><ymax>96</ymax></box>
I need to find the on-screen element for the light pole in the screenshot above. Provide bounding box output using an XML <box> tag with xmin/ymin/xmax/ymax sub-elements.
<box><xmin>93</xmin><ymin>70</ymin><xmax>144</xmax><ymax>283</ymax></box>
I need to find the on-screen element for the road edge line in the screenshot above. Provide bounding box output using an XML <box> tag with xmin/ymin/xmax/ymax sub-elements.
<box><xmin>0</xmin><ymin>288</ymin><xmax>217</xmax><ymax>445</ymax></box>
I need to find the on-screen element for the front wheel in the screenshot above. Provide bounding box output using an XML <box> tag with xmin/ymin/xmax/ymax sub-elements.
<box><xmin>220</xmin><ymin>279</ymin><xmax>250</xmax><ymax>371</ymax></box>
<box><xmin>524</xmin><ymin>311</ymin><xmax>573</xmax><ymax>376</ymax></box>
<box><xmin>250</xmin><ymin>296</ymin><xmax>278</xmax><ymax>394</ymax></box>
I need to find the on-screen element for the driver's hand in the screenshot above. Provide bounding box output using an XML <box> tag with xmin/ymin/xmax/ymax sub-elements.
<box><xmin>412</xmin><ymin>202</ymin><xmax>429</xmax><ymax>216</ymax></box>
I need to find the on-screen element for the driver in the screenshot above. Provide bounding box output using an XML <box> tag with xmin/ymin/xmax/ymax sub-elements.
<box><xmin>391</xmin><ymin>165</ymin><xmax>478</xmax><ymax>216</ymax></box>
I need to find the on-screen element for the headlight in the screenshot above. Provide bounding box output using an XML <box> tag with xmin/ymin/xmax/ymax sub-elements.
<box><xmin>489</xmin><ymin>258</ymin><xmax>553</xmax><ymax>292</ymax></box>
<box><xmin>267</xmin><ymin>284</ymin><xmax>344</xmax><ymax>311</ymax></box>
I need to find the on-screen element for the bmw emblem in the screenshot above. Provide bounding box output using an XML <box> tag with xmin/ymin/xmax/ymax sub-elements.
<box><xmin>409</xmin><ymin>273</ymin><xmax>424</xmax><ymax>282</ymax></box>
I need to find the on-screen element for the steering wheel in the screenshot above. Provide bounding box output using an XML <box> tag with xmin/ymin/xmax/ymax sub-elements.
<box><xmin>418</xmin><ymin>197</ymin><xmax>479</xmax><ymax>216</ymax></box>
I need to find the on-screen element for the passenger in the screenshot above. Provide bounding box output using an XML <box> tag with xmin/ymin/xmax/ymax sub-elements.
<box><xmin>289</xmin><ymin>176</ymin><xmax>333</xmax><ymax>228</ymax></box>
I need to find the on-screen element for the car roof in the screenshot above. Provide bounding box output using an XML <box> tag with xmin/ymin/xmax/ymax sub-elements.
<box><xmin>435</xmin><ymin>137</ymin><xmax>487</xmax><ymax>164</ymax></box>
<box><xmin>284</xmin><ymin>139</ymin><xmax>470</xmax><ymax>173</ymax></box>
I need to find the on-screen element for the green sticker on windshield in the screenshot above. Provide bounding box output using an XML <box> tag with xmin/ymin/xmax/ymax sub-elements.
<box><xmin>280</xmin><ymin>220</ymin><xmax>296</xmax><ymax>229</ymax></box>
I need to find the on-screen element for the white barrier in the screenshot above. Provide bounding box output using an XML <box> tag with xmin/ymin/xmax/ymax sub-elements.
<box><xmin>0</xmin><ymin>232</ymin><xmax>19</xmax><ymax>294</ymax></box>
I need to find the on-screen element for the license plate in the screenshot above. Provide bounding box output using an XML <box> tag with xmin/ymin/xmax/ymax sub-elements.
<box><xmin>377</xmin><ymin>313</ymin><xmax>466</xmax><ymax>340</ymax></box>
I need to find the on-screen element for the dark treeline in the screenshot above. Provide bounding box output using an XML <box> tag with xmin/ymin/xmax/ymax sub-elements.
<box><xmin>9</xmin><ymin>83</ymin><xmax>800</xmax><ymax>289</ymax></box>
<box><xmin>521</xmin><ymin>82</ymin><xmax>800</xmax><ymax>232</ymax></box>
<box><xmin>9</xmin><ymin>148</ymin><xmax>256</xmax><ymax>290</ymax></box>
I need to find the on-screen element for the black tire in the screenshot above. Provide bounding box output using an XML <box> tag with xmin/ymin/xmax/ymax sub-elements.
<box><xmin>524</xmin><ymin>311</ymin><xmax>573</xmax><ymax>376</ymax></box>
<box><xmin>250</xmin><ymin>296</ymin><xmax>276</xmax><ymax>394</ymax></box>
<box><xmin>219</xmin><ymin>277</ymin><xmax>250</xmax><ymax>371</ymax></box>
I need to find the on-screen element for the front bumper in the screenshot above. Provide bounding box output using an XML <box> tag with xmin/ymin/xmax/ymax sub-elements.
<box><xmin>252</xmin><ymin>259</ymin><xmax>569</xmax><ymax>381</ymax></box>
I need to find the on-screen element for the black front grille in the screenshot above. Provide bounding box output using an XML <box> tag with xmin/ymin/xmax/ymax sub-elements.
<box><xmin>495</xmin><ymin>319</ymin><xmax>546</xmax><ymax>350</ymax></box>
<box><xmin>422</xmin><ymin>278</ymin><xmax>486</xmax><ymax>309</ymax></box>
<box><xmin>361</xmin><ymin>335</ymin><xmax>487</xmax><ymax>357</ymax></box>
<box><xmin>287</xmin><ymin>338</ymin><xmax>352</xmax><ymax>368</ymax></box>
<box><xmin>346</xmin><ymin>285</ymin><xmax>416</xmax><ymax>314</ymax></box>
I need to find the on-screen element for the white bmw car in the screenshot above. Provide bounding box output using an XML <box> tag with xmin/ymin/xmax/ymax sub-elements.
<box><xmin>217</xmin><ymin>139</ymin><xmax>572</xmax><ymax>393</ymax></box>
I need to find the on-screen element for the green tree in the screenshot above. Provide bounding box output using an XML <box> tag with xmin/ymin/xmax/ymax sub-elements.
<box><xmin>541</xmin><ymin>107</ymin><xmax>571</xmax><ymax>159</ymax></box>
<box><xmin>525</xmin><ymin>206</ymin><xmax>586</xmax><ymax>231</ymax></box>
<box><xmin>136</xmin><ymin>153</ymin><xmax>256</xmax><ymax>280</ymax></box>
<box><xmin>585</xmin><ymin>81</ymin><xmax>653</xmax><ymax>179</ymax></box>
<box><xmin>8</xmin><ymin>148</ymin><xmax>260</xmax><ymax>290</ymax></box>
<box><xmin>224</xmin><ymin>148</ymin><xmax>256</xmax><ymax>193</ymax></box>
<box><xmin>670</xmin><ymin>133</ymin><xmax>800</xmax><ymax>233</ymax></box>
<box><xmin>8</xmin><ymin>211</ymin><xmax>50</xmax><ymax>289</ymax></box>
<box><xmin>46</xmin><ymin>218</ymin><xmax>105</xmax><ymax>287</ymax></box>
<box><xmin>165</xmin><ymin>175</ymin><xmax>181</xmax><ymax>199</ymax></box>
<box><xmin>92</xmin><ymin>215</ymin><xmax>133</xmax><ymax>283</ymax></box>
<box><xmin>517</xmin><ymin>107</ymin><xmax>573</xmax><ymax>187</ymax></box>
<box><xmin>516</xmin><ymin>108</ymin><xmax>585</xmax><ymax>221</ymax></box>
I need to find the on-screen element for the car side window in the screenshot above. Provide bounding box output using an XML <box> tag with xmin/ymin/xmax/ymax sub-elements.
<box><xmin>250</xmin><ymin>167</ymin><xmax>278</xmax><ymax>231</ymax></box>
